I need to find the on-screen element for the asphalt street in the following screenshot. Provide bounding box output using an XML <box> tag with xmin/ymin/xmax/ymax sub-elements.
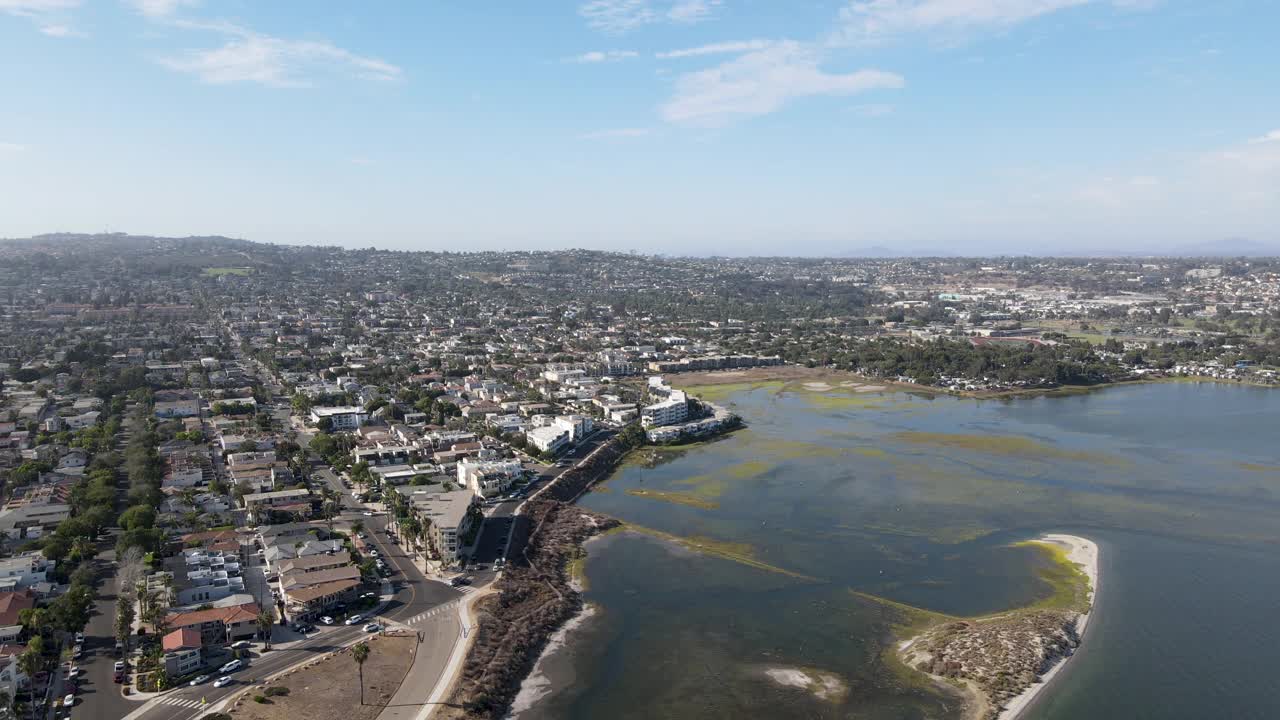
<box><xmin>95</xmin><ymin>500</ymin><xmax>460</xmax><ymax>720</ymax></box>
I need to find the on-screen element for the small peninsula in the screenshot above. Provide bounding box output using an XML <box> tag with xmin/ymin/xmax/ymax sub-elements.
<box><xmin>898</xmin><ymin>534</ymin><xmax>1099</xmax><ymax>720</ymax></box>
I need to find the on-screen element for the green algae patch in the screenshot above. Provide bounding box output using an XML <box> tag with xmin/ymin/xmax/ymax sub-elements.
<box><xmin>567</xmin><ymin>549</ymin><xmax>591</xmax><ymax>590</ymax></box>
<box><xmin>725</xmin><ymin>459</ymin><xmax>773</xmax><ymax>478</ymax></box>
<box><xmin>679</xmin><ymin>380</ymin><xmax>785</xmax><ymax>403</ymax></box>
<box><xmin>1236</xmin><ymin>462</ymin><xmax>1280</xmax><ymax>473</ymax></box>
<box><xmin>673</xmin><ymin>459</ymin><xmax>776</xmax><ymax>497</ymax></box>
<box><xmin>851</xmin><ymin>521</ymin><xmax>995</xmax><ymax>545</ymax></box>
<box><xmin>1012</xmin><ymin>540</ymin><xmax>1092</xmax><ymax>613</ymax></box>
<box><xmin>793</xmin><ymin>391</ymin><xmax>890</xmax><ymax>411</ymax></box>
<box><xmin>624</xmin><ymin>488</ymin><xmax>720</xmax><ymax>510</ymax></box>
<box><xmin>620</xmin><ymin>524</ymin><xmax>818</xmax><ymax>581</ymax></box>
<box><xmin>890</xmin><ymin>431</ymin><xmax>1126</xmax><ymax>465</ymax></box>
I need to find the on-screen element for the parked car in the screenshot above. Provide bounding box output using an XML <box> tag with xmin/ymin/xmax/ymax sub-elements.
<box><xmin>73</xmin><ymin>632</ymin><xmax>85</xmax><ymax>644</ymax></box>
<box><xmin>63</xmin><ymin>695</ymin><xmax>75</xmax><ymax>708</ymax></box>
<box><xmin>113</xmin><ymin>660</ymin><xmax>126</xmax><ymax>672</ymax></box>
<box><xmin>344</xmin><ymin>614</ymin><xmax>364</xmax><ymax>626</ymax></box>
<box><xmin>362</xmin><ymin>623</ymin><xmax>381</xmax><ymax>633</ymax></box>
<box><xmin>189</xmin><ymin>674</ymin><xmax>210</xmax><ymax>686</ymax></box>
<box><xmin>361</xmin><ymin>591</ymin><xmax>377</xmax><ymax>600</ymax></box>
<box><xmin>230</xmin><ymin>640</ymin><xmax>253</xmax><ymax>650</ymax></box>
<box><xmin>213</xmin><ymin>676</ymin><xmax>233</xmax><ymax>688</ymax></box>
<box><xmin>219</xmin><ymin>659</ymin><xmax>243</xmax><ymax>673</ymax></box>
<box><xmin>66</xmin><ymin>666</ymin><xmax>80</xmax><ymax>679</ymax></box>
<box><xmin>114</xmin><ymin>670</ymin><xmax>125</xmax><ymax>683</ymax></box>
<box><xmin>293</xmin><ymin>623</ymin><xmax>315</xmax><ymax>634</ymax></box>
<box><xmin>321</xmin><ymin>616</ymin><xmax>335</xmax><ymax>625</ymax></box>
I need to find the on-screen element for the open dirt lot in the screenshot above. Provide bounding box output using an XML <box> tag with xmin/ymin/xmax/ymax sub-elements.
<box><xmin>226</xmin><ymin>633</ymin><xmax>417</xmax><ymax>720</ymax></box>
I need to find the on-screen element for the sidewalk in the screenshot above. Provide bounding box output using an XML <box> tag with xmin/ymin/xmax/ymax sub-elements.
<box><xmin>415</xmin><ymin>586</ymin><xmax>496</xmax><ymax>720</ymax></box>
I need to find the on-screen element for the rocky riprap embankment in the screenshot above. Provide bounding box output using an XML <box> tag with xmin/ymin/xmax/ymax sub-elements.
<box><xmin>902</xmin><ymin>610</ymin><xmax>1082</xmax><ymax>719</ymax></box>
<box><xmin>437</xmin><ymin>498</ymin><xmax>619</xmax><ymax>719</ymax></box>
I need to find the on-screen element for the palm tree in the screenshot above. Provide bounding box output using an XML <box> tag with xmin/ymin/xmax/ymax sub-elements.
<box><xmin>256</xmin><ymin>608</ymin><xmax>277</xmax><ymax>650</ymax></box>
<box><xmin>70</xmin><ymin>537</ymin><xmax>95</xmax><ymax>563</ymax></box>
<box><xmin>351</xmin><ymin>642</ymin><xmax>370</xmax><ymax>706</ymax></box>
<box><xmin>16</xmin><ymin>648</ymin><xmax>41</xmax><ymax>720</ymax></box>
<box><xmin>351</xmin><ymin>519</ymin><xmax>364</xmax><ymax>537</ymax></box>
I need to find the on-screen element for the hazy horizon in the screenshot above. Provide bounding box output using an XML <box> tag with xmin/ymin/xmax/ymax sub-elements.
<box><xmin>2</xmin><ymin>1</ymin><xmax>1278</xmax><ymax>255</ymax></box>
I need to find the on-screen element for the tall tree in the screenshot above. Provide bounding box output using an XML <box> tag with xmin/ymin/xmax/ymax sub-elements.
<box><xmin>352</xmin><ymin>642</ymin><xmax>370</xmax><ymax>706</ymax></box>
<box><xmin>256</xmin><ymin>608</ymin><xmax>276</xmax><ymax>650</ymax></box>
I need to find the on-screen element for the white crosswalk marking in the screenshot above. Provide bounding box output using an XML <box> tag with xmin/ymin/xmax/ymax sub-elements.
<box><xmin>403</xmin><ymin>599</ymin><xmax>461</xmax><ymax>626</ymax></box>
<box><xmin>160</xmin><ymin>697</ymin><xmax>205</xmax><ymax>708</ymax></box>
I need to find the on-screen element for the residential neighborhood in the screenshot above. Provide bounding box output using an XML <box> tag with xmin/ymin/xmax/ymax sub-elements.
<box><xmin>0</xmin><ymin>235</ymin><xmax>1278</xmax><ymax>720</ymax></box>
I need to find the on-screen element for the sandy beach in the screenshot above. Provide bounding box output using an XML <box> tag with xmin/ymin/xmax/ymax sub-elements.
<box><xmin>996</xmin><ymin>533</ymin><xmax>1099</xmax><ymax>720</ymax></box>
<box><xmin>505</xmin><ymin>603</ymin><xmax>598</xmax><ymax>719</ymax></box>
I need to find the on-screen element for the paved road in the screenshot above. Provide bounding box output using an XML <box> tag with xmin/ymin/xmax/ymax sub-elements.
<box><xmin>114</xmin><ymin>499</ymin><xmax>461</xmax><ymax>720</ymax></box>
<box><xmin>77</xmin><ymin>545</ymin><xmax>135</xmax><ymax>720</ymax></box>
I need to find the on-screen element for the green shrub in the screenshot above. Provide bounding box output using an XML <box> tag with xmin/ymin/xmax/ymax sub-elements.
<box><xmin>264</xmin><ymin>686</ymin><xmax>290</xmax><ymax>697</ymax></box>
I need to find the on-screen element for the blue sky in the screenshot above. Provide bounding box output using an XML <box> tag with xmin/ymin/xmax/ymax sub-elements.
<box><xmin>1</xmin><ymin>0</ymin><xmax>1277</xmax><ymax>255</ymax></box>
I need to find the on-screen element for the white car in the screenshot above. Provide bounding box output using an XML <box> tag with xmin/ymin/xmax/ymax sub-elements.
<box><xmin>369</xmin><ymin>549</ymin><xmax>379</xmax><ymax>557</ymax></box>
<box><xmin>219</xmin><ymin>659</ymin><xmax>243</xmax><ymax>673</ymax></box>
<box><xmin>362</xmin><ymin>511</ymin><xmax>374</xmax><ymax>516</ymax></box>
<box><xmin>344</xmin><ymin>614</ymin><xmax>363</xmax><ymax>626</ymax></box>
<box><xmin>66</xmin><ymin>666</ymin><xmax>81</xmax><ymax>679</ymax></box>
<box><xmin>74</xmin><ymin>632</ymin><xmax>85</xmax><ymax>644</ymax></box>
<box><xmin>63</xmin><ymin>694</ymin><xmax>75</xmax><ymax>708</ymax></box>
<box><xmin>230</xmin><ymin>640</ymin><xmax>253</xmax><ymax>649</ymax></box>
<box><xmin>114</xmin><ymin>660</ymin><xmax>126</xmax><ymax>672</ymax></box>
<box><xmin>190</xmin><ymin>674</ymin><xmax>210</xmax><ymax>686</ymax></box>
<box><xmin>362</xmin><ymin>623</ymin><xmax>381</xmax><ymax>633</ymax></box>
<box><xmin>321</xmin><ymin>616</ymin><xmax>335</xmax><ymax>625</ymax></box>
<box><xmin>213</xmin><ymin>676</ymin><xmax>233</xmax><ymax>688</ymax></box>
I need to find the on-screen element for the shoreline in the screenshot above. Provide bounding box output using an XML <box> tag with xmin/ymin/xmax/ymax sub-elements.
<box><xmin>994</xmin><ymin>533</ymin><xmax>1099</xmax><ymax>720</ymax></box>
<box><xmin>671</xmin><ymin>364</ymin><xmax>1276</xmax><ymax>401</ymax></box>
<box><xmin>895</xmin><ymin>533</ymin><xmax>1098</xmax><ymax>720</ymax></box>
<box><xmin>504</xmin><ymin>602</ymin><xmax>598</xmax><ymax>719</ymax></box>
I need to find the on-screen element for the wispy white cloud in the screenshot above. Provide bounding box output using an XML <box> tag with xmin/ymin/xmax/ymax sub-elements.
<box><xmin>666</xmin><ymin>0</ymin><xmax>722</xmax><ymax>23</ymax></box>
<box><xmin>581</xmin><ymin>128</ymin><xmax>652</xmax><ymax>139</ymax></box>
<box><xmin>158</xmin><ymin>22</ymin><xmax>402</xmax><ymax>87</ymax></box>
<box><xmin>0</xmin><ymin>0</ymin><xmax>79</xmax><ymax>16</ymax></box>
<box><xmin>40</xmin><ymin>23</ymin><xmax>84</xmax><ymax>37</ymax></box>
<box><xmin>831</xmin><ymin>0</ymin><xmax>1154</xmax><ymax>45</ymax></box>
<box><xmin>579</xmin><ymin>0</ymin><xmax>723</xmax><ymax>33</ymax></box>
<box><xmin>568</xmin><ymin>50</ymin><xmax>639</xmax><ymax>63</ymax></box>
<box><xmin>661</xmin><ymin>41</ymin><xmax>903</xmax><ymax>126</ymax></box>
<box><xmin>124</xmin><ymin>0</ymin><xmax>198</xmax><ymax>18</ymax></box>
<box><xmin>2</xmin><ymin>0</ymin><xmax>80</xmax><ymax>34</ymax></box>
<box><xmin>0</xmin><ymin>142</ymin><xmax>26</xmax><ymax>154</ymax></box>
<box><xmin>1247</xmin><ymin>129</ymin><xmax>1280</xmax><ymax>145</ymax></box>
<box><xmin>656</xmin><ymin>39</ymin><xmax>773</xmax><ymax>59</ymax></box>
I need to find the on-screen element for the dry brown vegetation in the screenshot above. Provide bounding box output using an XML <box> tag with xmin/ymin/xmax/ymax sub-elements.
<box><xmin>902</xmin><ymin>610</ymin><xmax>1082</xmax><ymax>719</ymax></box>
<box><xmin>225</xmin><ymin>633</ymin><xmax>417</xmax><ymax>720</ymax></box>
<box><xmin>437</xmin><ymin>502</ymin><xmax>618</xmax><ymax>719</ymax></box>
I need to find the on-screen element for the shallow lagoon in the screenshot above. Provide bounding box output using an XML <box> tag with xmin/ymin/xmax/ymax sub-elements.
<box><xmin>516</xmin><ymin>382</ymin><xmax>1280</xmax><ymax>720</ymax></box>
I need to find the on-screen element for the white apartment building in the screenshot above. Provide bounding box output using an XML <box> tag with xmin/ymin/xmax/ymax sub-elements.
<box><xmin>526</xmin><ymin>425</ymin><xmax>570</xmax><ymax>455</ymax></box>
<box><xmin>641</xmin><ymin>391</ymin><xmax>688</xmax><ymax>428</ymax></box>
<box><xmin>309</xmin><ymin>406</ymin><xmax>369</xmax><ymax>431</ymax></box>
<box><xmin>457</xmin><ymin>458</ymin><xmax>523</xmax><ymax>498</ymax></box>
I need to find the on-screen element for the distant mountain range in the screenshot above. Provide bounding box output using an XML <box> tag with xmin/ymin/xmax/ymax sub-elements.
<box><xmin>841</xmin><ymin>237</ymin><xmax>1280</xmax><ymax>259</ymax></box>
<box><xmin>3</xmin><ymin>231</ymin><xmax>1276</xmax><ymax>259</ymax></box>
